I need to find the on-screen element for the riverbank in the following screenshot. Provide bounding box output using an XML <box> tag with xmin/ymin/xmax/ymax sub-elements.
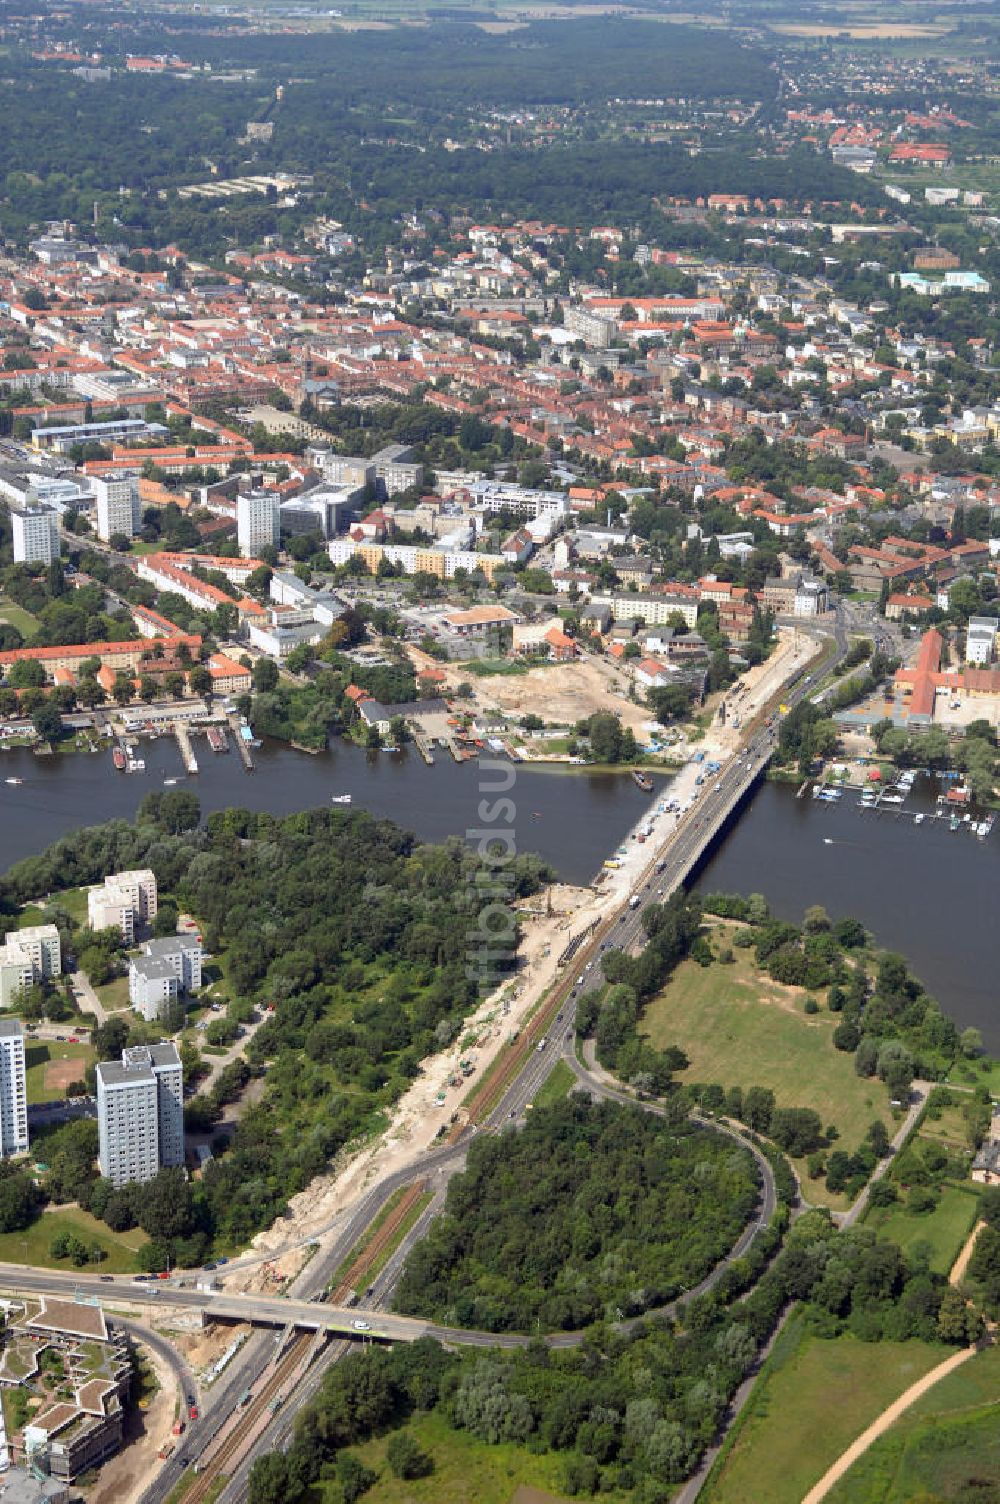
<box><xmin>693</xmin><ymin>778</ymin><xmax>999</xmax><ymax>1052</ymax></box>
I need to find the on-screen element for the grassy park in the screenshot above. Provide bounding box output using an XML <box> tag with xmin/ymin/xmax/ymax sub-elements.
<box><xmin>18</xmin><ymin>886</ymin><xmax>90</xmax><ymax>930</ymax></box>
<box><xmin>352</xmin><ymin>1407</ymin><xmax>611</xmax><ymax>1504</ymax></box>
<box><xmin>703</xmin><ymin>1316</ymin><xmax>948</xmax><ymax>1504</ymax></box>
<box><xmin>641</xmin><ymin>930</ymin><xmax>893</xmax><ymax>1201</ymax></box>
<box><xmin>865</xmin><ymin>1184</ymin><xmax>981</xmax><ymax>1275</ymax></box>
<box><xmin>0</xmin><ymin>600</ymin><xmax>40</xmax><ymax>641</ymax></box>
<box><xmin>24</xmin><ymin>1039</ymin><xmax>94</xmax><ymax>1104</ymax></box>
<box><xmin>824</xmin><ymin>1346</ymin><xmax>1000</xmax><ymax>1504</ymax></box>
<box><xmin>0</xmin><ymin>1207</ymin><xmax>147</xmax><ymax>1274</ymax></box>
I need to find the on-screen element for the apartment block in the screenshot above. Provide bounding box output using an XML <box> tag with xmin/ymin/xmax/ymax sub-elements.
<box><xmin>0</xmin><ymin>1020</ymin><xmax>28</xmax><ymax>1157</ymax></box>
<box><xmin>96</xmin><ymin>1042</ymin><xmax>183</xmax><ymax>1186</ymax></box>
<box><xmin>11</xmin><ymin>504</ymin><xmax>60</xmax><ymax>565</ymax></box>
<box><xmin>128</xmin><ymin>936</ymin><xmax>202</xmax><ymax>1023</ymax></box>
<box><xmin>236</xmin><ymin>489</ymin><xmax>280</xmax><ymax>557</ymax></box>
<box><xmin>0</xmin><ymin>946</ymin><xmax>34</xmax><ymax>1010</ymax></box>
<box><xmin>87</xmin><ymin>870</ymin><xmax>157</xmax><ymax>943</ymax></box>
<box><xmin>91</xmin><ymin>473</ymin><xmax>141</xmax><ymax>544</ymax></box>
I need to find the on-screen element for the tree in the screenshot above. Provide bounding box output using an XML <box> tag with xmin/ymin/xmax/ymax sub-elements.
<box><xmin>936</xmin><ymin>1285</ymin><xmax>976</xmax><ymax>1345</ymax></box>
<box><xmin>877</xmin><ymin>1041</ymin><xmax>914</xmax><ymax>1101</ymax></box>
<box><xmin>385</xmin><ymin>1431</ymin><xmax>432</xmax><ymax>1480</ymax></box>
<box><xmin>253</xmin><ymin>658</ymin><xmax>279</xmax><ymax>693</ymax></box>
<box><xmin>960</xmin><ymin>1027</ymin><xmax>983</xmax><ymax>1059</ymax></box>
<box><xmin>31</xmin><ymin>700</ymin><xmax>64</xmax><ymax>743</ymax></box>
<box><xmin>248</xmin><ymin>1453</ymin><xmax>290</xmax><ymax>1504</ymax></box>
<box><xmin>833</xmin><ymin>916</ymin><xmax>866</xmax><ymax>949</ymax></box>
<box><xmin>648</xmin><ymin>682</ymin><xmax>695</xmax><ymax>724</ymax></box>
<box><xmin>337</xmin><ymin>1454</ymin><xmax>376</xmax><ymax>1504</ymax></box>
<box><xmin>968</xmin><ymin>1224</ymin><xmax>1000</xmax><ymax>1309</ymax></box>
<box><xmin>742</xmin><ymin>1086</ymin><xmax>775</xmax><ymax>1133</ymax></box>
<box><xmin>188</xmin><ymin>665</ymin><xmax>213</xmax><ymax>698</ymax></box>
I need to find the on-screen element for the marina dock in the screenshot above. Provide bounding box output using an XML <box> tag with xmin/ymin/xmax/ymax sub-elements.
<box><xmin>229</xmin><ymin>714</ymin><xmax>255</xmax><ymax>772</ymax></box>
<box><xmin>174</xmin><ymin>721</ymin><xmax>199</xmax><ymax>775</ymax></box>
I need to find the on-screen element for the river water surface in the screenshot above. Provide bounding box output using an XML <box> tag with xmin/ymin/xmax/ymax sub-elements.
<box><xmin>1</xmin><ymin>743</ymin><xmax>997</xmax><ymax>1047</ymax></box>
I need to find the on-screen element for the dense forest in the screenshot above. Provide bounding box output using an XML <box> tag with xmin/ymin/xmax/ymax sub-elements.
<box><xmin>0</xmin><ymin>19</ymin><xmax>882</xmax><ymax>254</ymax></box>
<box><xmin>0</xmin><ymin>800</ymin><xmax>550</xmax><ymax>1260</ymax></box>
<box><xmin>394</xmin><ymin>1096</ymin><xmax>761</xmax><ymax>1331</ymax></box>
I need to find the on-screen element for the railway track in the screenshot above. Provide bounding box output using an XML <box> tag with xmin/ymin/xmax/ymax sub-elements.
<box><xmin>329</xmin><ymin>1179</ymin><xmax>429</xmax><ymax>1303</ymax></box>
<box><xmin>181</xmin><ymin>1331</ymin><xmax>315</xmax><ymax>1504</ymax></box>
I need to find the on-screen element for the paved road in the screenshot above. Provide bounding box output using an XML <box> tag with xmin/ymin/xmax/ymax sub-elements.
<box><xmin>840</xmin><ymin>1079</ymin><xmax>930</xmax><ymax>1230</ymax></box>
<box><xmin>69</xmin><ymin>969</ymin><xmax>108</xmax><ymax>1025</ymax></box>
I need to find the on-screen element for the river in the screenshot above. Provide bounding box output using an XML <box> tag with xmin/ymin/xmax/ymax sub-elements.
<box><xmin>694</xmin><ymin>778</ymin><xmax>999</xmax><ymax>1049</ymax></box>
<box><xmin>1</xmin><ymin>742</ymin><xmax>997</xmax><ymax>1048</ymax></box>
<box><xmin>0</xmin><ymin>736</ymin><xmax>653</xmax><ymax>888</ymax></box>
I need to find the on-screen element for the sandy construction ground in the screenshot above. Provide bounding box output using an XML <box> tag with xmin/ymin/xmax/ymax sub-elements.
<box><xmin>85</xmin><ymin>1340</ymin><xmax>176</xmax><ymax>1504</ymax></box>
<box><xmin>44</xmin><ymin>1059</ymin><xmax>83</xmax><ymax>1091</ymax></box>
<box><xmin>474</xmin><ymin>656</ymin><xmax>651</xmax><ymax>734</ymax></box>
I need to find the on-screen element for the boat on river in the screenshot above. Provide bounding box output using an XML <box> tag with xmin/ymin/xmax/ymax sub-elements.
<box><xmin>632</xmin><ymin>770</ymin><xmax>653</xmax><ymax>792</ymax></box>
<box><xmin>331</xmin><ymin>794</ymin><xmax>352</xmax><ymax>805</ymax></box>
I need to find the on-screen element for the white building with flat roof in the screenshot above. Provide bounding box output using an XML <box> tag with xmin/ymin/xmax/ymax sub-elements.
<box><xmin>96</xmin><ymin>1042</ymin><xmax>183</xmax><ymax>1186</ymax></box>
<box><xmin>11</xmin><ymin>924</ymin><xmax>61</xmax><ymax>979</ymax></box>
<box><xmin>237</xmin><ymin>490</ymin><xmax>280</xmax><ymax>557</ymax></box>
<box><xmin>92</xmin><ymin>473</ymin><xmax>141</xmax><ymax>543</ymax></box>
<box><xmin>87</xmin><ymin>870</ymin><xmax>157</xmax><ymax>942</ymax></box>
<box><xmin>128</xmin><ymin>936</ymin><xmax>202</xmax><ymax>1022</ymax></box>
<box><xmin>0</xmin><ymin>946</ymin><xmax>34</xmax><ymax>1010</ymax></box>
<box><xmin>11</xmin><ymin>504</ymin><xmax>60</xmax><ymax>565</ymax></box>
<box><xmin>0</xmin><ymin>1020</ymin><xmax>28</xmax><ymax>1157</ymax></box>
<box><xmin>966</xmin><ymin>616</ymin><xmax>998</xmax><ymax>666</ymax></box>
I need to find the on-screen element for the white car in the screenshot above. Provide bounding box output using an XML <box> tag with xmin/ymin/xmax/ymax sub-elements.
<box><xmin>352</xmin><ymin>1319</ymin><xmax>371</xmax><ymax>1331</ymax></box>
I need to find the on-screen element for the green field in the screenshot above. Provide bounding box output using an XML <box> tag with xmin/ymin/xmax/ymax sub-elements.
<box><xmin>24</xmin><ymin>1040</ymin><xmax>94</xmax><ymax>1104</ymax></box>
<box><xmin>641</xmin><ymin>931</ymin><xmax>893</xmax><ymax>1203</ymax></box>
<box><xmin>0</xmin><ymin>1206</ymin><xmax>147</xmax><ymax>1273</ymax></box>
<box><xmin>531</xmin><ymin>1059</ymin><xmax>575</xmax><ymax>1110</ymax></box>
<box><xmin>94</xmin><ymin>974</ymin><xmax>133</xmax><ymax>1012</ymax></box>
<box><xmin>865</xmin><ymin>1184</ymin><xmax>980</xmax><ymax>1275</ymax></box>
<box><xmin>18</xmin><ymin>887</ymin><xmax>90</xmax><ymax>929</ymax></box>
<box><xmin>0</xmin><ymin>601</ymin><xmax>40</xmax><ymax>641</ymax></box>
<box><xmin>703</xmin><ymin>1317</ymin><xmax>948</xmax><ymax>1504</ymax></box>
<box><xmin>824</xmin><ymin>1347</ymin><xmax>1000</xmax><ymax>1504</ymax></box>
<box><xmin>946</xmin><ymin>1056</ymin><xmax>1000</xmax><ymax>1096</ymax></box>
<box><xmin>346</xmin><ymin>1407</ymin><xmax>604</xmax><ymax>1504</ymax></box>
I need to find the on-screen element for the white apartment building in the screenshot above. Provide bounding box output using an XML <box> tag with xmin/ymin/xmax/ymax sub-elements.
<box><xmin>87</xmin><ymin>870</ymin><xmax>157</xmax><ymax>942</ymax></box>
<box><xmin>92</xmin><ymin>473</ymin><xmax>141</xmax><ymax>543</ymax></box>
<box><xmin>0</xmin><ymin>1020</ymin><xmax>28</xmax><ymax>1158</ymax></box>
<box><xmin>11</xmin><ymin>924</ymin><xmax>61</xmax><ymax>979</ymax></box>
<box><xmin>128</xmin><ymin>936</ymin><xmax>202</xmax><ymax>1022</ymax></box>
<box><xmin>96</xmin><ymin>1042</ymin><xmax>184</xmax><ymax>1186</ymax></box>
<box><xmin>0</xmin><ymin>947</ymin><xmax>34</xmax><ymax>1010</ymax></box>
<box><xmin>237</xmin><ymin>490</ymin><xmax>280</xmax><ymax>557</ymax></box>
<box><xmin>966</xmin><ymin>616</ymin><xmax>998</xmax><ymax>666</ymax></box>
<box><xmin>0</xmin><ymin>923</ymin><xmax>62</xmax><ymax>1007</ymax></box>
<box><xmin>469</xmin><ymin>481</ymin><xmax>572</xmax><ymax>522</ymax></box>
<box><xmin>11</xmin><ymin>504</ymin><xmax>60</xmax><ymax>565</ymax></box>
